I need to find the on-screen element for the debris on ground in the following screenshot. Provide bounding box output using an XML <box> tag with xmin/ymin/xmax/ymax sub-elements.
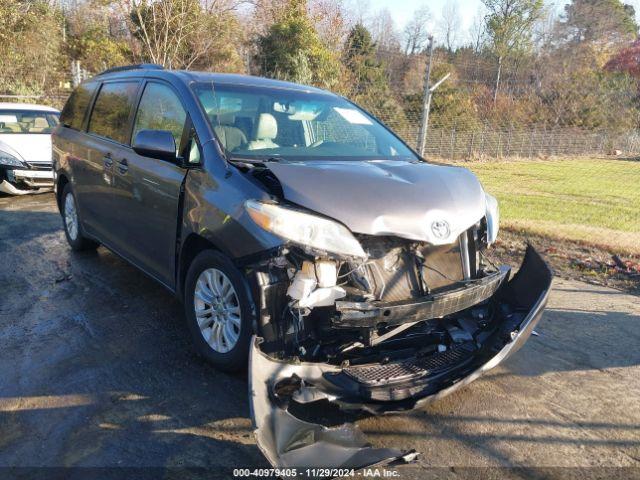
<box><xmin>492</xmin><ymin>229</ymin><xmax>640</xmax><ymax>295</ymax></box>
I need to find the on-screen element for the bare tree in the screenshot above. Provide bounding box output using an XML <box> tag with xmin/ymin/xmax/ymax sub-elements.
<box><xmin>482</xmin><ymin>0</ymin><xmax>544</xmax><ymax>102</ymax></box>
<box><xmin>309</xmin><ymin>0</ymin><xmax>350</xmax><ymax>51</ymax></box>
<box><xmin>439</xmin><ymin>1</ymin><xmax>462</xmax><ymax>51</ymax></box>
<box><xmin>110</xmin><ymin>0</ymin><xmax>244</xmax><ymax>70</ymax></box>
<box><xmin>368</xmin><ymin>8</ymin><xmax>401</xmax><ymax>51</ymax></box>
<box><xmin>402</xmin><ymin>6</ymin><xmax>431</xmax><ymax>55</ymax></box>
<box><xmin>468</xmin><ymin>7</ymin><xmax>487</xmax><ymax>53</ymax></box>
<box><xmin>343</xmin><ymin>0</ymin><xmax>370</xmax><ymax>27</ymax></box>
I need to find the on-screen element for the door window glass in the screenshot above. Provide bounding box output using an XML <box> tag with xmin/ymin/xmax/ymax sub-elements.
<box><xmin>133</xmin><ymin>82</ymin><xmax>187</xmax><ymax>154</ymax></box>
<box><xmin>88</xmin><ymin>81</ymin><xmax>139</xmax><ymax>144</ymax></box>
<box><xmin>60</xmin><ymin>82</ymin><xmax>97</xmax><ymax>130</ymax></box>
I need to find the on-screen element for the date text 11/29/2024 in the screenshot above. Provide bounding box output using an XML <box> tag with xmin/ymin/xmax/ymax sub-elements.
<box><xmin>233</xmin><ymin>468</ymin><xmax>401</xmax><ymax>477</ymax></box>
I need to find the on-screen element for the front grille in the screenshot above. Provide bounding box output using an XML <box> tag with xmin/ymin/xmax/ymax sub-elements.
<box><xmin>343</xmin><ymin>341</ymin><xmax>476</xmax><ymax>386</ymax></box>
<box><xmin>26</xmin><ymin>162</ymin><xmax>52</xmax><ymax>171</ymax></box>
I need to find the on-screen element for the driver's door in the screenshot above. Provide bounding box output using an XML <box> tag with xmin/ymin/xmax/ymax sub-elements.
<box><xmin>111</xmin><ymin>80</ymin><xmax>193</xmax><ymax>288</ymax></box>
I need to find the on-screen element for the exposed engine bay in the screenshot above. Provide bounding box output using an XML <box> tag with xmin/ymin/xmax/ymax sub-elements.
<box><xmin>249</xmin><ymin>223</ymin><xmax>505</xmax><ymax>366</ymax></box>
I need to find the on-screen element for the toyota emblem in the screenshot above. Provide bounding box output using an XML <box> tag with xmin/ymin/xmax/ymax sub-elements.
<box><xmin>431</xmin><ymin>220</ymin><xmax>450</xmax><ymax>240</ymax></box>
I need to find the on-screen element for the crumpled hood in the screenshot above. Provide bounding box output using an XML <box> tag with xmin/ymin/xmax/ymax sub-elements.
<box><xmin>267</xmin><ymin>159</ymin><xmax>487</xmax><ymax>245</ymax></box>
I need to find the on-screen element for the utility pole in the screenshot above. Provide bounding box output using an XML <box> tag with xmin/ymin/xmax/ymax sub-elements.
<box><xmin>493</xmin><ymin>55</ymin><xmax>502</xmax><ymax>104</ymax></box>
<box><xmin>417</xmin><ymin>38</ymin><xmax>450</xmax><ymax>158</ymax></box>
<box><xmin>417</xmin><ymin>36</ymin><xmax>434</xmax><ymax>157</ymax></box>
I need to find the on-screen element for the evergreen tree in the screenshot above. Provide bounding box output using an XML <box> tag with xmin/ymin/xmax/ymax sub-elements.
<box><xmin>343</xmin><ymin>24</ymin><xmax>408</xmax><ymax>134</ymax></box>
<box><xmin>256</xmin><ymin>0</ymin><xmax>340</xmax><ymax>89</ymax></box>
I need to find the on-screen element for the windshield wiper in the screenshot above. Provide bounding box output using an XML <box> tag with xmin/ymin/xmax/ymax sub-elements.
<box><xmin>227</xmin><ymin>156</ymin><xmax>281</xmax><ymax>164</ymax></box>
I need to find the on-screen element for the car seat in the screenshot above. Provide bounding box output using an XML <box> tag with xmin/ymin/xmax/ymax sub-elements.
<box><xmin>213</xmin><ymin>113</ymin><xmax>247</xmax><ymax>152</ymax></box>
<box><xmin>247</xmin><ymin>113</ymin><xmax>279</xmax><ymax>150</ymax></box>
<box><xmin>29</xmin><ymin>117</ymin><xmax>50</xmax><ymax>133</ymax></box>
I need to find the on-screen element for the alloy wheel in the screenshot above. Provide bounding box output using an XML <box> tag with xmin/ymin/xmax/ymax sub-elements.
<box><xmin>64</xmin><ymin>193</ymin><xmax>79</xmax><ymax>241</ymax></box>
<box><xmin>193</xmin><ymin>268</ymin><xmax>241</xmax><ymax>353</ymax></box>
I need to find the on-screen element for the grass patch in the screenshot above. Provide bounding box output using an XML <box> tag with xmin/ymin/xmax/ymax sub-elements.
<box><xmin>451</xmin><ymin>157</ymin><xmax>640</xmax><ymax>254</ymax></box>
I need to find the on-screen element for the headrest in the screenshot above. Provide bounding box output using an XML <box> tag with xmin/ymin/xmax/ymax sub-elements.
<box><xmin>33</xmin><ymin>117</ymin><xmax>49</xmax><ymax>128</ymax></box>
<box><xmin>255</xmin><ymin>113</ymin><xmax>277</xmax><ymax>140</ymax></box>
<box><xmin>217</xmin><ymin>113</ymin><xmax>236</xmax><ymax>126</ymax></box>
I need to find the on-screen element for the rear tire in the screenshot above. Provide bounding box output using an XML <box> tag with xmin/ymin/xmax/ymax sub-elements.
<box><xmin>61</xmin><ymin>184</ymin><xmax>99</xmax><ymax>252</ymax></box>
<box><xmin>184</xmin><ymin>250</ymin><xmax>255</xmax><ymax>372</ymax></box>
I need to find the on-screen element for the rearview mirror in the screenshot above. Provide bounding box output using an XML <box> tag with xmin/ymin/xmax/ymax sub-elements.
<box><xmin>132</xmin><ymin>130</ymin><xmax>176</xmax><ymax>163</ymax></box>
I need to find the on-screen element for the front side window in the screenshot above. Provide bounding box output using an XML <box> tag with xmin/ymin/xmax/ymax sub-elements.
<box><xmin>60</xmin><ymin>82</ymin><xmax>96</xmax><ymax>130</ymax></box>
<box><xmin>192</xmin><ymin>83</ymin><xmax>417</xmax><ymax>162</ymax></box>
<box><xmin>133</xmin><ymin>82</ymin><xmax>187</xmax><ymax>154</ymax></box>
<box><xmin>88</xmin><ymin>81</ymin><xmax>139</xmax><ymax>144</ymax></box>
<box><xmin>0</xmin><ymin>110</ymin><xmax>59</xmax><ymax>134</ymax></box>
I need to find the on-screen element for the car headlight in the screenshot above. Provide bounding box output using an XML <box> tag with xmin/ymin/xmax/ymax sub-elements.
<box><xmin>485</xmin><ymin>192</ymin><xmax>499</xmax><ymax>245</ymax></box>
<box><xmin>0</xmin><ymin>151</ymin><xmax>25</xmax><ymax>168</ymax></box>
<box><xmin>245</xmin><ymin>200</ymin><xmax>367</xmax><ymax>259</ymax></box>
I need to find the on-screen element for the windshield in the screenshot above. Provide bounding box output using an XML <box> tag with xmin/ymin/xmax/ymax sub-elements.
<box><xmin>0</xmin><ymin>110</ymin><xmax>59</xmax><ymax>134</ymax></box>
<box><xmin>192</xmin><ymin>83</ymin><xmax>417</xmax><ymax>162</ymax></box>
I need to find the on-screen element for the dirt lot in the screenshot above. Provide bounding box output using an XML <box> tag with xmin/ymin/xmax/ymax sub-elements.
<box><xmin>0</xmin><ymin>193</ymin><xmax>639</xmax><ymax>479</ymax></box>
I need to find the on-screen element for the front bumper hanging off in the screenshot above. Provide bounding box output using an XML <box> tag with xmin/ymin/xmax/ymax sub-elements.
<box><xmin>0</xmin><ymin>168</ymin><xmax>54</xmax><ymax>195</ymax></box>
<box><xmin>248</xmin><ymin>246</ymin><xmax>553</xmax><ymax>475</ymax></box>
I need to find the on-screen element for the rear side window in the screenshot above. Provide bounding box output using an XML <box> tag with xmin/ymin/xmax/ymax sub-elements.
<box><xmin>88</xmin><ymin>81</ymin><xmax>139</xmax><ymax>144</ymax></box>
<box><xmin>60</xmin><ymin>82</ymin><xmax>96</xmax><ymax>130</ymax></box>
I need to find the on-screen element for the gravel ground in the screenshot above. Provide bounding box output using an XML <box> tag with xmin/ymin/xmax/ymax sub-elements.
<box><xmin>0</xmin><ymin>193</ymin><xmax>638</xmax><ymax>479</ymax></box>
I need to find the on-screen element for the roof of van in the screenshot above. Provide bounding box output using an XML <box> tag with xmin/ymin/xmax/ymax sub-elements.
<box><xmin>0</xmin><ymin>103</ymin><xmax>60</xmax><ymax>113</ymax></box>
<box><xmin>94</xmin><ymin>65</ymin><xmax>330</xmax><ymax>95</ymax></box>
<box><xmin>174</xmin><ymin>71</ymin><xmax>329</xmax><ymax>94</ymax></box>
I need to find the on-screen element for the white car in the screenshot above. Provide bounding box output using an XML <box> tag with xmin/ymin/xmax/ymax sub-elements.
<box><xmin>0</xmin><ymin>103</ymin><xmax>60</xmax><ymax>195</ymax></box>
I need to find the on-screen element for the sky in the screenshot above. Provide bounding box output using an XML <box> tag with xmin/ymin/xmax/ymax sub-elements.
<box><xmin>366</xmin><ymin>0</ymin><xmax>483</xmax><ymax>31</ymax></box>
<box><xmin>361</xmin><ymin>0</ymin><xmax>640</xmax><ymax>36</ymax></box>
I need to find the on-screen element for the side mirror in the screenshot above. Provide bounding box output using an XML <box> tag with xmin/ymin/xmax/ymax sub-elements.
<box><xmin>132</xmin><ymin>130</ymin><xmax>176</xmax><ymax>163</ymax></box>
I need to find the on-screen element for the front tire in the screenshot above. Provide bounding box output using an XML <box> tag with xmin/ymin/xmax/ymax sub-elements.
<box><xmin>184</xmin><ymin>250</ymin><xmax>254</xmax><ymax>372</ymax></box>
<box><xmin>61</xmin><ymin>184</ymin><xmax>99</xmax><ymax>251</ymax></box>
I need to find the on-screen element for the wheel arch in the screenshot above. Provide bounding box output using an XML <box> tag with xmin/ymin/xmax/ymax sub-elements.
<box><xmin>56</xmin><ymin>173</ymin><xmax>70</xmax><ymax>212</ymax></box>
<box><xmin>177</xmin><ymin>233</ymin><xmax>222</xmax><ymax>300</ymax></box>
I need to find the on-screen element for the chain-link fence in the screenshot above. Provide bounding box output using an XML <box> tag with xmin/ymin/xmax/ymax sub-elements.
<box><xmin>392</xmin><ymin>123</ymin><xmax>640</xmax><ymax>160</ymax></box>
<box><xmin>360</xmin><ymin>47</ymin><xmax>640</xmax><ymax>160</ymax></box>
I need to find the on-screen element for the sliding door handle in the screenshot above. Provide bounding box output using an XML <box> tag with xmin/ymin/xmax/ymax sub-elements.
<box><xmin>118</xmin><ymin>158</ymin><xmax>128</xmax><ymax>174</ymax></box>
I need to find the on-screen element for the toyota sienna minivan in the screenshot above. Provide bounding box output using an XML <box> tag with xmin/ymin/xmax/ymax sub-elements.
<box><xmin>53</xmin><ymin>64</ymin><xmax>552</xmax><ymax>470</ymax></box>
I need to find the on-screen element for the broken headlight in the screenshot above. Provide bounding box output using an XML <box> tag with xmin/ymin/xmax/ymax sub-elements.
<box><xmin>0</xmin><ymin>151</ymin><xmax>25</xmax><ymax>168</ymax></box>
<box><xmin>245</xmin><ymin>199</ymin><xmax>367</xmax><ymax>259</ymax></box>
<box><xmin>485</xmin><ymin>192</ymin><xmax>499</xmax><ymax>245</ymax></box>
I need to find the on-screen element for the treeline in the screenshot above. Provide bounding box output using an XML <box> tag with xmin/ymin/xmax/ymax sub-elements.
<box><xmin>2</xmin><ymin>0</ymin><xmax>640</xmax><ymax>134</ymax></box>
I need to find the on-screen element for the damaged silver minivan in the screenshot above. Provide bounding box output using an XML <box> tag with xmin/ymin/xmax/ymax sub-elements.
<box><xmin>53</xmin><ymin>65</ymin><xmax>552</xmax><ymax>473</ymax></box>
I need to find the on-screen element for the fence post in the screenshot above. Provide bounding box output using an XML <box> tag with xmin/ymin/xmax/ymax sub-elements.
<box><xmin>450</xmin><ymin>127</ymin><xmax>456</xmax><ymax>160</ymax></box>
<box><xmin>416</xmin><ymin>37</ymin><xmax>435</xmax><ymax>157</ymax></box>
